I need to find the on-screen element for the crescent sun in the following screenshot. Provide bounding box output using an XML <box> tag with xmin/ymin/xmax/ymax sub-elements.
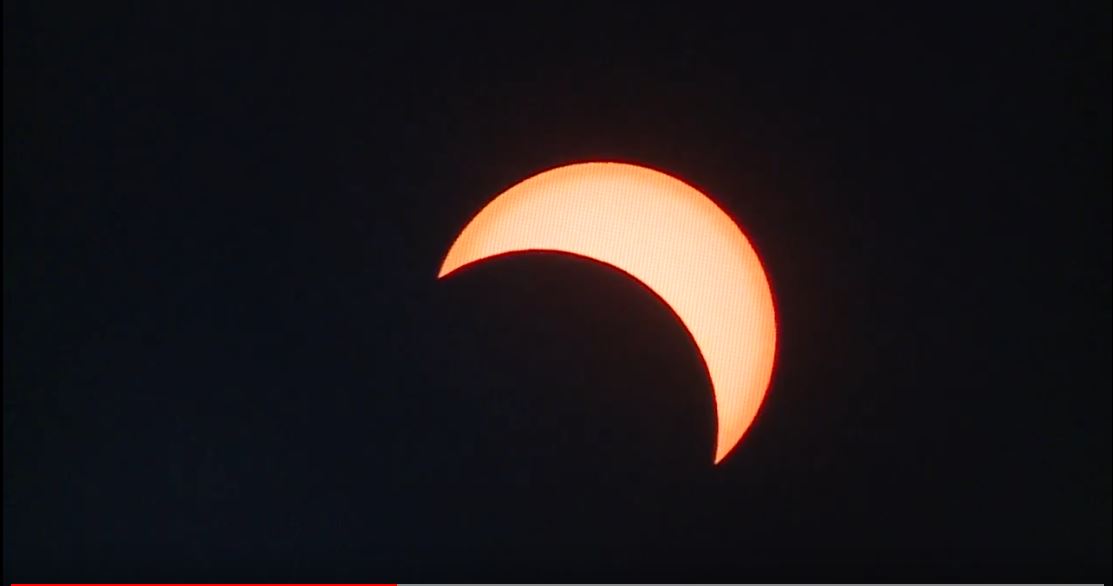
<box><xmin>438</xmin><ymin>162</ymin><xmax>777</xmax><ymax>464</ymax></box>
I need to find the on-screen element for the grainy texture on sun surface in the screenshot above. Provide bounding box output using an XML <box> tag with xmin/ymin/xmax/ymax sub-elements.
<box><xmin>440</xmin><ymin>162</ymin><xmax>777</xmax><ymax>463</ymax></box>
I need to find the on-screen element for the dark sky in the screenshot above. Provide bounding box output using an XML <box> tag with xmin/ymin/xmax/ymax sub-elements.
<box><xmin>4</xmin><ymin>2</ymin><xmax>1110</xmax><ymax>582</ymax></box>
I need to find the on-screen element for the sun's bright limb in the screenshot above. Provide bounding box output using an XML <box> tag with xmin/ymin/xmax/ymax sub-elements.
<box><xmin>440</xmin><ymin>162</ymin><xmax>777</xmax><ymax>464</ymax></box>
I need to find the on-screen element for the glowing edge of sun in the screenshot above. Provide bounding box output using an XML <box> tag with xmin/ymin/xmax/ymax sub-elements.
<box><xmin>438</xmin><ymin>162</ymin><xmax>777</xmax><ymax>464</ymax></box>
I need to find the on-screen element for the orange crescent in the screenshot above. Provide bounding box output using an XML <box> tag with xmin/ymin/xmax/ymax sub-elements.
<box><xmin>439</xmin><ymin>162</ymin><xmax>777</xmax><ymax>464</ymax></box>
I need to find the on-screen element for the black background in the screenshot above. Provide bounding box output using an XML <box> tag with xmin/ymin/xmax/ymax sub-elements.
<box><xmin>4</xmin><ymin>2</ymin><xmax>1110</xmax><ymax>582</ymax></box>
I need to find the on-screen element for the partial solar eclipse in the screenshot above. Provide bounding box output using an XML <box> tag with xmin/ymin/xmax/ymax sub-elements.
<box><xmin>439</xmin><ymin>162</ymin><xmax>776</xmax><ymax>464</ymax></box>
